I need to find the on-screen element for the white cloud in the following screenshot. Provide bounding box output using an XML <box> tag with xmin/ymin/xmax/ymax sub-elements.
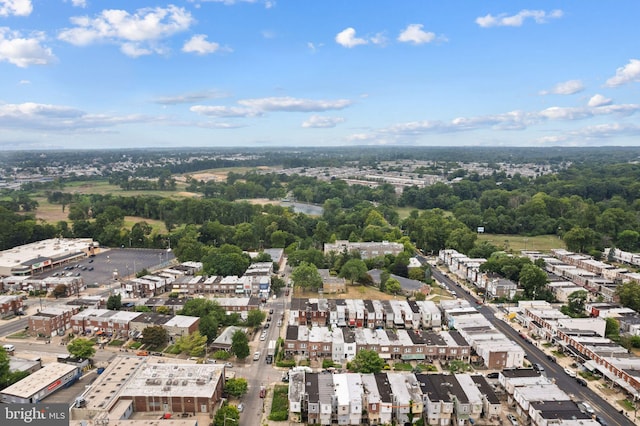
<box><xmin>155</xmin><ymin>90</ymin><xmax>227</xmax><ymax>105</ymax></box>
<box><xmin>58</xmin><ymin>5</ymin><xmax>193</xmax><ymax>56</ymax></box>
<box><xmin>571</xmin><ymin>123</ymin><xmax>640</xmax><ymax>138</ymax></box>
<box><xmin>189</xmin><ymin>0</ymin><xmax>274</xmax><ymax>7</ymax></box>
<box><xmin>371</xmin><ymin>101</ymin><xmax>640</xmax><ymax>139</ymax></box>
<box><xmin>476</xmin><ymin>9</ymin><xmax>563</xmax><ymax>28</ymax></box>
<box><xmin>18</xmin><ymin>79</ymin><xmax>30</xmax><ymax>84</ymax></box>
<box><xmin>68</xmin><ymin>0</ymin><xmax>87</xmax><ymax>7</ymax></box>
<box><xmin>0</xmin><ymin>0</ymin><xmax>32</xmax><ymax>17</ymax></box>
<box><xmin>182</xmin><ymin>35</ymin><xmax>220</xmax><ymax>55</ymax></box>
<box><xmin>120</xmin><ymin>43</ymin><xmax>153</xmax><ymax>58</ymax></box>
<box><xmin>335</xmin><ymin>27</ymin><xmax>367</xmax><ymax>48</ymax></box>
<box><xmin>397</xmin><ymin>24</ymin><xmax>436</xmax><ymax>45</ymax></box>
<box><xmin>238</xmin><ymin>96</ymin><xmax>352</xmax><ymax>112</ymax></box>
<box><xmin>302</xmin><ymin>115</ymin><xmax>345</xmax><ymax>128</ymax></box>
<box><xmin>190</xmin><ymin>105</ymin><xmax>260</xmax><ymax>118</ymax></box>
<box><xmin>370</xmin><ymin>32</ymin><xmax>388</xmax><ymax>46</ymax></box>
<box><xmin>0</xmin><ymin>28</ymin><xmax>55</xmax><ymax>67</ymax></box>
<box><xmin>587</xmin><ymin>94</ymin><xmax>612</xmax><ymax>108</ymax></box>
<box><xmin>605</xmin><ymin>59</ymin><xmax>640</xmax><ymax>87</ymax></box>
<box><xmin>539</xmin><ymin>79</ymin><xmax>584</xmax><ymax>95</ymax></box>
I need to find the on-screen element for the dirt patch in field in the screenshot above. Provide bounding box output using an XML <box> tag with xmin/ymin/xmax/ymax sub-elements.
<box><xmin>295</xmin><ymin>285</ymin><xmax>398</xmax><ymax>300</ymax></box>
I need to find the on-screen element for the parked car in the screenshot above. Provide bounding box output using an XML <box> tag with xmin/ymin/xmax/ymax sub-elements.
<box><xmin>237</xmin><ymin>403</ymin><xmax>244</xmax><ymax>413</ymax></box>
<box><xmin>507</xmin><ymin>414</ymin><xmax>519</xmax><ymax>426</ymax></box>
<box><xmin>576</xmin><ymin>377</ymin><xmax>588</xmax><ymax>387</ymax></box>
<box><xmin>224</xmin><ymin>362</ymin><xmax>233</xmax><ymax>368</ymax></box>
<box><xmin>253</xmin><ymin>351</ymin><xmax>261</xmax><ymax>361</ymax></box>
<box><xmin>595</xmin><ymin>416</ymin><xmax>608</xmax><ymax>426</ymax></box>
<box><xmin>486</xmin><ymin>372</ymin><xmax>499</xmax><ymax>379</ymax></box>
<box><xmin>564</xmin><ymin>368</ymin><xmax>576</xmax><ymax>378</ymax></box>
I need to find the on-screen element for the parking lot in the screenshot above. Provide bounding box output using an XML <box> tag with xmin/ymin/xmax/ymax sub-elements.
<box><xmin>33</xmin><ymin>247</ymin><xmax>176</xmax><ymax>288</ymax></box>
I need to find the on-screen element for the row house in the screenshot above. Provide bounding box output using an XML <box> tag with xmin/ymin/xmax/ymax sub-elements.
<box><xmin>11</xmin><ymin>276</ymin><xmax>83</xmax><ymax>295</ymax></box>
<box><xmin>529</xmin><ymin>400</ymin><xmax>596</xmax><ymax>426</ymax></box>
<box><xmin>552</xmin><ymin>249</ymin><xmax>616</xmax><ymax>276</ymax></box>
<box><xmin>70</xmin><ymin>309</ymin><xmax>140</xmax><ymax>337</ymax></box>
<box><xmin>387</xmin><ymin>373</ymin><xmax>423</xmax><ymax>424</ymax></box>
<box><xmin>482</xmin><ymin>275</ymin><xmax>518</xmax><ymax>299</ymax></box>
<box><xmin>606</xmin><ymin>247</ymin><xmax>640</xmax><ymax>268</ymax></box>
<box><xmin>122</xmin><ymin>276</ymin><xmax>166</xmax><ymax>298</ymax></box>
<box><xmin>585</xmin><ymin>302</ymin><xmax>635</xmax><ymax>318</ymax></box>
<box><xmin>291</xmin><ymin>371</ymin><xmax>497</xmax><ymax>426</ymax></box>
<box><xmin>361</xmin><ymin>373</ymin><xmax>391</xmax><ymax>426</ymax></box>
<box><xmin>128</xmin><ymin>312</ymin><xmax>173</xmax><ymax>338</ymax></box>
<box><xmin>28</xmin><ymin>306</ymin><xmax>79</xmax><ymax>337</ymax></box>
<box><xmin>471</xmin><ymin>375</ymin><xmax>502</xmax><ymax>421</ymax></box>
<box><xmin>446</xmin><ymin>307</ymin><xmax>525</xmax><ymax>369</ymax></box>
<box><xmin>209</xmin><ymin>296</ymin><xmax>261</xmax><ymax>318</ymax></box>
<box><xmin>66</xmin><ymin>295</ymin><xmax>103</xmax><ymax>310</ymax></box>
<box><xmin>324</xmin><ymin>240</ymin><xmax>404</xmax><ymax>259</ymax></box>
<box><xmin>285</xmin><ymin>325</ymin><xmax>470</xmax><ymax>364</ymax></box>
<box><xmin>289</xmin><ymin>298</ymin><xmax>441</xmax><ymax>330</ymax></box>
<box><xmin>417</xmin><ymin>374</ymin><xmax>455</xmax><ymax>426</ymax></box>
<box><xmin>162</xmin><ymin>315</ymin><xmax>200</xmax><ymax>342</ymax></box>
<box><xmin>525</xmin><ymin>304</ymin><xmax>640</xmax><ymax>395</ymax></box>
<box><xmin>144</xmin><ymin>296</ymin><xmax>188</xmax><ymax>313</ymax></box>
<box><xmin>0</xmin><ymin>295</ymin><xmax>23</xmax><ymax>318</ymax></box>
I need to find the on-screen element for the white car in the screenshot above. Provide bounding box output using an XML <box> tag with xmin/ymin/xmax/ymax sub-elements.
<box><xmin>564</xmin><ymin>368</ymin><xmax>576</xmax><ymax>378</ymax></box>
<box><xmin>253</xmin><ymin>351</ymin><xmax>261</xmax><ymax>361</ymax></box>
<box><xmin>507</xmin><ymin>414</ymin><xmax>519</xmax><ymax>426</ymax></box>
<box><xmin>237</xmin><ymin>403</ymin><xmax>244</xmax><ymax>412</ymax></box>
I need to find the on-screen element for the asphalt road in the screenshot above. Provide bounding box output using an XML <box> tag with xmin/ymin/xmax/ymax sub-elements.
<box><xmin>429</xmin><ymin>265</ymin><xmax>634</xmax><ymax>426</ymax></box>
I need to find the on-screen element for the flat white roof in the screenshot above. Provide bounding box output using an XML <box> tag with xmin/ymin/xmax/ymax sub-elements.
<box><xmin>0</xmin><ymin>238</ymin><xmax>94</xmax><ymax>269</ymax></box>
<box><xmin>1</xmin><ymin>362</ymin><xmax>79</xmax><ymax>398</ymax></box>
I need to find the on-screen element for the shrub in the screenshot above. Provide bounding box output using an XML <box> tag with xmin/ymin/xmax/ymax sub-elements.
<box><xmin>276</xmin><ymin>359</ymin><xmax>296</xmax><ymax>368</ymax></box>
<box><xmin>268</xmin><ymin>385</ymin><xmax>289</xmax><ymax>421</ymax></box>
<box><xmin>213</xmin><ymin>350</ymin><xmax>231</xmax><ymax>360</ymax></box>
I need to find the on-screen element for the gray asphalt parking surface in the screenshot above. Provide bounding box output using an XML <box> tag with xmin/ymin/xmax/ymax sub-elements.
<box><xmin>35</xmin><ymin>248</ymin><xmax>175</xmax><ymax>286</ymax></box>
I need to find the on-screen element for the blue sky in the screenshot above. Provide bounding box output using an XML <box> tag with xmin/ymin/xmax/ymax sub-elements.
<box><xmin>1</xmin><ymin>0</ymin><xmax>640</xmax><ymax>150</ymax></box>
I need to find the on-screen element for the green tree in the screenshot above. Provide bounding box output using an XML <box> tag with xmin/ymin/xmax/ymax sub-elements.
<box><xmin>563</xmin><ymin>226</ymin><xmax>597</xmax><ymax>253</ymax></box>
<box><xmin>106</xmin><ymin>294</ymin><xmax>122</xmax><ymax>310</ymax></box>
<box><xmin>445</xmin><ymin>227</ymin><xmax>477</xmax><ymax>254</ymax></box>
<box><xmin>212</xmin><ymin>404</ymin><xmax>240</xmax><ymax>426</ymax></box>
<box><xmin>616</xmin><ymin>281</ymin><xmax>640</xmax><ymax>312</ymax></box>
<box><xmin>52</xmin><ymin>284</ymin><xmax>67</xmax><ymax>298</ymax></box>
<box><xmin>156</xmin><ymin>306</ymin><xmax>171</xmax><ymax>315</ymax></box>
<box><xmin>198</xmin><ymin>315</ymin><xmax>219</xmax><ymax>343</ymax></box>
<box><xmin>225</xmin><ymin>377</ymin><xmax>249</xmax><ymax>397</ymax></box>
<box><xmin>245</xmin><ymin>309</ymin><xmax>267</xmax><ymax>328</ymax></box>
<box><xmin>408</xmin><ymin>268</ymin><xmax>426</xmax><ymax>282</ymax></box>
<box><xmin>448</xmin><ymin>360</ymin><xmax>472</xmax><ymax>373</ymax></box>
<box><xmin>270</xmin><ymin>275</ymin><xmax>285</xmax><ymax>296</ymax></box>
<box><xmin>385</xmin><ymin>278</ymin><xmax>402</xmax><ymax>295</ymax></box>
<box><xmin>339</xmin><ymin>258</ymin><xmax>368</xmax><ymax>285</ymax></box>
<box><xmin>0</xmin><ymin>347</ymin><xmax>10</xmax><ymax>388</ymax></box>
<box><xmin>174</xmin><ymin>330</ymin><xmax>207</xmax><ymax>357</ymax></box>
<box><xmin>141</xmin><ymin>326</ymin><xmax>168</xmax><ymax>350</ymax></box>
<box><xmin>67</xmin><ymin>338</ymin><xmax>96</xmax><ymax>360</ymax></box>
<box><xmin>291</xmin><ymin>261</ymin><xmax>323</xmax><ymax>292</ymax></box>
<box><xmin>231</xmin><ymin>330</ymin><xmax>250</xmax><ymax>360</ymax></box>
<box><xmin>518</xmin><ymin>264</ymin><xmax>549</xmax><ymax>300</ymax></box>
<box><xmin>605</xmin><ymin>317</ymin><xmax>620</xmax><ymax>341</ymax></box>
<box><xmin>564</xmin><ymin>290</ymin><xmax>588</xmax><ymax>317</ymax></box>
<box><xmin>348</xmin><ymin>349</ymin><xmax>385</xmax><ymax>374</ymax></box>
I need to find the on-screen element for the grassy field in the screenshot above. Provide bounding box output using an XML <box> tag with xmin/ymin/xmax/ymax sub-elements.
<box><xmin>295</xmin><ymin>284</ymin><xmax>400</xmax><ymax>300</ymax></box>
<box><xmin>476</xmin><ymin>233</ymin><xmax>565</xmax><ymax>253</ymax></box>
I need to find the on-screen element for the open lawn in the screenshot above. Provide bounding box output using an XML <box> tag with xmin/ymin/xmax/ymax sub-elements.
<box><xmin>477</xmin><ymin>233</ymin><xmax>565</xmax><ymax>253</ymax></box>
<box><xmin>294</xmin><ymin>284</ymin><xmax>399</xmax><ymax>300</ymax></box>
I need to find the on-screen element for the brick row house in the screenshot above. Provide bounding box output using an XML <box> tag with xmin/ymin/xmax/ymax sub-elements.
<box><xmin>70</xmin><ymin>308</ymin><xmax>199</xmax><ymax>341</ymax></box>
<box><xmin>284</xmin><ymin>325</ymin><xmax>470</xmax><ymax>363</ymax></box>
<box><xmin>290</xmin><ymin>371</ymin><xmax>499</xmax><ymax>426</ymax></box>
<box><xmin>289</xmin><ymin>298</ymin><xmax>441</xmax><ymax>329</ymax></box>
<box><xmin>28</xmin><ymin>306</ymin><xmax>80</xmax><ymax>337</ymax></box>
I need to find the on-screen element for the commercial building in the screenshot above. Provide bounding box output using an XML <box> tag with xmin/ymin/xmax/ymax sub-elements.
<box><xmin>0</xmin><ymin>238</ymin><xmax>98</xmax><ymax>276</ymax></box>
<box><xmin>0</xmin><ymin>362</ymin><xmax>81</xmax><ymax>403</ymax></box>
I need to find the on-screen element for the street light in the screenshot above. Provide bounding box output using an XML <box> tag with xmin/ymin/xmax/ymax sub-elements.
<box><xmin>223</xmin><ymin>416</ymin><xmax>237</xmax><ymax>426</ymax></box>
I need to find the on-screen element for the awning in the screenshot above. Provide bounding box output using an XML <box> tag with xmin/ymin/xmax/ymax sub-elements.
<box><xmin>402</xmin><ymin>354</ymin><xmax>426</xmax><ymax>361</ymax></box>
